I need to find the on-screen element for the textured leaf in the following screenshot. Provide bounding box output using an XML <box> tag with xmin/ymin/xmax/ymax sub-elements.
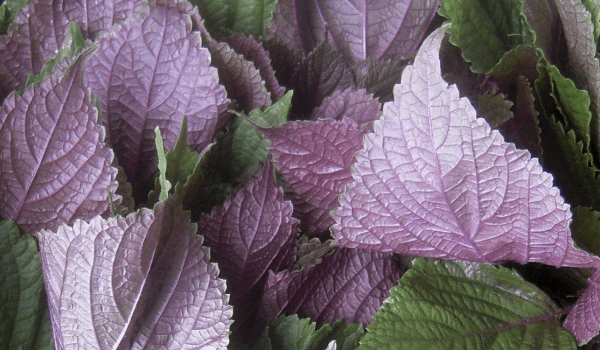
<box><xmin>331</xmin><ymin>24</ymin><xmax>599</xmax><ymax>268</ymax></box>
<box><xmin>294</xmin><ymin>236</ymin><xmax>334</xmax><ymax>268</ymax></box>
<box><xmin>226</xmin><ymin>33</ymin><xmax>286</xmax><ymax>102</ymax></box>
<box><xmin>311</xmin><ymin>89</ymin><xmax>381</xmax><ymax>129</ymax></box>
<box><xmin>439</xmin><ymin>0</ymin><xmax>535</xmax><ymax>73</ymax></box>
<box><xmin>85</xmin><ymin>4</ymin><xmax>229</xmax><ymax>190</ymax></box>
<box><xmin>24</xmin><ymin>22</ymin><xmax>86</xmax><ymax>89</ymax></box>
<box><xmin>257</xmin><ymin>315</ymin><xmax>364</xmax><ymax>350</ymax></box>
<box><xmin>0</xmin><ymin>0</ymin><xmax>27</xmax><ymax>34</ymax></box>
<box><xmin>554</xmin><ymin>0</ymin><xmax>600</xmax><ymax>159</ymax></box>
<box><xmin>476</xmin><ymin>92</ymin><xmax>514</xmax><ymax>129</ymax></box>
<box><xmin>583</xmin><ymin>0</ymin><xmax>600</xmax><ymax>43</ymax></box>
<box><xmin>37</xmin><ymin>197</ymin><xmax>233</xmax><ymax>350</ymax></box>
<box><xmin>266</xmin><ymin>0</ymin><xmax>439</xmax><ymax>63</ymax></box>
<box><xmin>260</xmin><ymin>248</ymin><xmax>403</xmax><ymax>328</ymax></box>
<box><xmin>497</xmin><ymin>76</ymin><xmax>543</xmax><ymax>159</ymax></box>
<box><xmin>0</xmin><ymin>52</ymin><xmax>122</xmax><ymax>235</ymax></box>
<box><xmin>489</xmin><ymin>44</ymin><xmax>540</xmax><ymax>87</ymax></box>
<box><xmin>290</xmin><ymin>41</ymin><xmax>355</xmax><ymax>117</ymax></box>
<box><xmin>563</xmin><ymin>269</ymin><xmax>600</xmax><ymax>345</ymax></box>
<box><xmin>0</xmin><ymin>220</ymin><xmax>53</xmax><ymax>350</ymax></box>
<box><xmin>193</xmin><ymin>0</ymin><xmax>278</xmax><ymax>38</ymax></box>
<box><xmin>263</xmin><ymin>119</ymin><xmax>366</xmax><ymax>235</ymax></box>
<box><xmin>0</xmin><ymin>0</ymin><xmax>144</xmax><ymax>100</ymax></box>
<box><xmin>198</xmin><ymin>160</ymin><xmax>297</xmax><ymax>339</ymax></box>
<box><xmin>359</xmin><ymin>258</ymin><xmax>577</xmax><ymax>350</ymax></box>
<box><xmin>154</xmin><ymin>127</ymin><xmax>172</xmax><ymax>202</ymax></box>
<box><xmin>201</xmin><ymin>31</ymin><xmax>272</xmax><ymax>113</ymax></box>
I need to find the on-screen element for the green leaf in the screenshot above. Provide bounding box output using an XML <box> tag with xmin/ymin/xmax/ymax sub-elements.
<box><xmin>154</xmin><ymin>127</ymin><xmax>172</xmax><ymax>202</ymax></box>
<box><xmin>571</xmin><ymin>206</ymin><xmax>600</xmax><ymax>256</ymax></box>
<box><xmin>476</xmin><ymin>92</ymin><xmax>514</xmax><ymax>128</ymax></box>
<box><xmin>25</xmin><ymin>21</ymin><xmax>86</xmax><ymax>88</ymax></box>
<box><xmin>259</xmin><ymin>315</ymin><xmax>364</xmax><ymax>350</ymax></box>
<box><xmin>582</xmin><ymin>0</ymin><xmax>600</xmax><ymax>44</ymax></box>
<box><xmin>0</xmin><ymin>220</ymin><xmax>54</xmax><ymax>350</ymax></box>
<box><xmin>192</xmin><ymin>0</ymin><xmax>278</xmax><ymax>38</ymax></box>
<box><xmin>0</xmin><ymin>0</ymin><xmax>27</xmax><ymax>34</ymax></box>
<box><xmin>358</xmin><ymin>258</ymin><xmax>576</xmax><ymax>350</ymax></box>
<box><xmin>215</xmin><ymin>90</ymin><xmax>292</xmax><ymax>182</ymax></box>
<box><xmin>546</xmin><ymin>65</ymin><xmax>593</xmax><ymax>151</ymax></box>
<box><xmin>534</xmin><ymin>66</ymin><xmax>600</xmax><ymax>210</ymax></box>
<box><xmin>439</xmin><ymin>0</ymin><xmax>535</xmax><ymax>73</ymax></box>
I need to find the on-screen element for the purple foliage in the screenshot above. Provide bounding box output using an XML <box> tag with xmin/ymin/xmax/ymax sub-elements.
<box><xmin>198</xmin><ymin>160</ymin><xmax>298</xmax><ymax>337</ymax></box>
<box><xmin>563</xmin><ymin>269</ymin><xmax>600</xmax><ymax>344</ymax></box>
<box><xmin>85</xmin><ymin>3</ymin><xmax>229</xmax><ymax>186</ymax></box>
<box><xmin>311</xmin><ymin>88</ymin><xmax>381</xmax><ymax>129</ymax></box>
<box><xmin>37</xmin><ymin>198</ymin><xmax>233</xmax><ymax>350</ymax></box>
<box><xmin>260</xmin><ymin>248</ymin><xmax>403</xmax><ymax>327</ymax></box>
<box><xmin>267</xmin><ymin>0</ymin><xmax>439</xmax><ymax>63</ymax></box>
<box><xmin>0</xmin><ymin>53</ymin><xmax>122</xmax><ymax>235</ymax></box>
<box><xmin>332</xmin><ymin>24</ymin><xmax>599</xmax><ymax>269</ymax></box>
<box><xmin>0</xmin><ymin>0</ymin><xmax>144</xmax><ymax>100</ymax></box>
<box><xmin>263</xmin><ymin>119</ymin><xmax>366</xmax><ymax>235</ymax></box>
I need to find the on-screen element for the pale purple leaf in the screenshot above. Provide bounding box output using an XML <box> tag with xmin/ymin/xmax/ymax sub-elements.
<box><xmin>263</xmin><ymin>119</ymin><xmax>365</xmax><ymax>235</ymax></box>
<box><xmin>311</xmin><ymin>88</ymin><xmax>381</xmax><ymax>129</ymax></box>
<box><xmin>0</xmin><ymin>0</ymin><xmax>144</xmax><ymax>100</ymax></box>
<box><xmin>259</xmin><ymin>248</ymin><xmax>403</xmax><ymax>327</ymax></box>
<box><xmin>266</xmin><ymin>0</ymin><xmax>439</xmax><ymax>63</ymax></box>
<box><xmin>563</xmin><ymin>269</ymin><xmax>600</xmax><ymax>344</ymax></box>
<box><xmin>37</xmin><ymin>198</ymin><xmax>233</xmax><ymax>350</ymax></box>
<box><xmin>0</xmin><ymin>52</ymin><xmax>122</xmax><ymax>235</ymax></box>
<box><xmin>331</xmin><ymin>24</ymin><xmax>600</xmax><ymax>269</ymax></box>
<box><xmin>198</xmin><ymin>160</ymin><xmax>298</xmax><ymax>337</ymax></box>
<box><xmin>85</xmin><ymin>4</ymin><xmax>229</xmax><ymax>186</ymax></box>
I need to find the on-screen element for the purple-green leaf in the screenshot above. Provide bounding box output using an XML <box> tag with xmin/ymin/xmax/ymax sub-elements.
<box><xmin>0</xmin><ymin>52</ymin><xmax>122</xmax><ymax>235</ymax></box>
<box><xmin>37</xmin><ymin>198</ymin><xmax>232</xmax><ymax>350</ymax></box>
<box><xmin>331</xmin><ymin>23</ymin><xmax>599</xmax><ymax>268</ymax></box>
<box><xmin>85</xmin><ymin>3</ymin><xmax>229</xmax><ymax>187</ymax></box>
<box><xmin>563</xmin><ymin>269</ymin><xmax>600</xmax><ymax>345</ymax></box>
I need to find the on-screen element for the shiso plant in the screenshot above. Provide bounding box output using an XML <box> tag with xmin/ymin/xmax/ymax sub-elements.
<box><xmin>2</xmin><ymin>0</ymin><xmax>600</xmax><ymax>349</ymax></box>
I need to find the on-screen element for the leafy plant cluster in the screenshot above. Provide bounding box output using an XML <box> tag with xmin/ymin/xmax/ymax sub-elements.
<box><xmin>3</xmin><ymin>0</ymin><xmax>600</xmax><ymax>349</ymax></box>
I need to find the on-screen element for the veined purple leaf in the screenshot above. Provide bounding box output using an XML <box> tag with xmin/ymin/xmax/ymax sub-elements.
<box><xmin>198</xmin><ymin>159</ymin><xmax>297</xmax><ymax>337</ymax></box>
<box><xmin>331</xmin><ymin>24</ymin><xmax>600</xmax><ymax>268</ymax></box>
<box><xmin>289</xmin><ymin>41</ymin><xmax>355</xmax><ymax>117</ymax></box>
<box><xmin>263</xmin><ymin>119</ymin><xmax>366</xmax><ymax>235</ymax></box>
<box><xmin>266</xmin><ymin>0</ymin><xmax>439</xmax><ymax>63</ymax></box>
<box><xmin>37</xmin><ymin>197</ymin><xmax>233</xmax><ymax>350</ymax></box>
<box><xmin>0</xmin><ymin>0</ymin><xmax>144</xmax><ymax>100</ymax></box>
<box><xmin>0</xmin><ymin>51</ymin><xmax>123</xmax><ymax>235</ymax></box>
<box><xmin>85</xmin><ymin>4</ymin><xmax>229</xmax><ymax>188</ymax></box>
<box><xmin>311</xmin><ymin>89</ymin><xmax>381</xmax><ymax>129</ymax></box>
<box><xmin>563</xmin><ymin>269</ymin><xmax>600</xmax><ymax>344</ymax></box>
<box><xmin>259</xmin><ymin>248</ymin><xmax>403</xmax><ymax>328</ymax></box>
<box><xmin>225</xmin><ymin>33</ymin><xmax>286</xmax><ymax>102</ymax></box>
<box><xmin>201</xmin><ymin>31</ymin><xmax>271</xmax><ymax>113</ymax></box>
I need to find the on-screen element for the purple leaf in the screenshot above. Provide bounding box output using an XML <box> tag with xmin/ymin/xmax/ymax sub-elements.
<box><xmin>37</xmin><ymin>197</ymin><xmax>233</xmax><ymax>350</ymax></box>
<box><xmin>289</xmin><ymin>41</ymin><xmax>355</xmax><ymax>117</ymax></box>
<box><xmin>311</xmin><ymin>88</ymin><xmax>381</xmax><ymax>129</ymax></box>
<box><xmin>0</xmin><ymin>0</ymin><xmax>144</xmax><ymax>100</ymax></box>
<box><xmin>331</xmin><ymin>24</ymin><xmax>600</xmax><ymax>269</ymax></box>
<box><xmin>198</xmin><ymin>160</ymin><xmax>298</xmax><ymax>337</ymax></box>
<box><xmin>259</xmin><ymin>248</ymin><xmax>403</xmax><ymax>328</ymax></box>
<box><xmin>85</xmin><ymin>4</ymin><xmax>229</xmax><ymax>187</ymax></box>
<box><xmin>225</xmin><ymin>33</ymin><xmax>286</xmax><ymax>103</ymax></box>
<box><xmin>0</xmin><ymin>52</ymin><xmax>122</xmax><ymax>235</ymax></box>
<box><xmin>563</xmin><ymin>269</ymin><xmax>600</xmax><ymax>344</ymax></box>
<box><xmin>263</xmin><ymin>119</ymin><xmax>366</xmax><ymax>235</ymax></box>
<box><xmin>266</xmin><ymin>0</ymin><xmax>439</xmax><ymax>63</ymax></box>
<box><xmin>201</xmin><ymin>32</ymin><xmax>272</xmax><ymax>113</ymax></box>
